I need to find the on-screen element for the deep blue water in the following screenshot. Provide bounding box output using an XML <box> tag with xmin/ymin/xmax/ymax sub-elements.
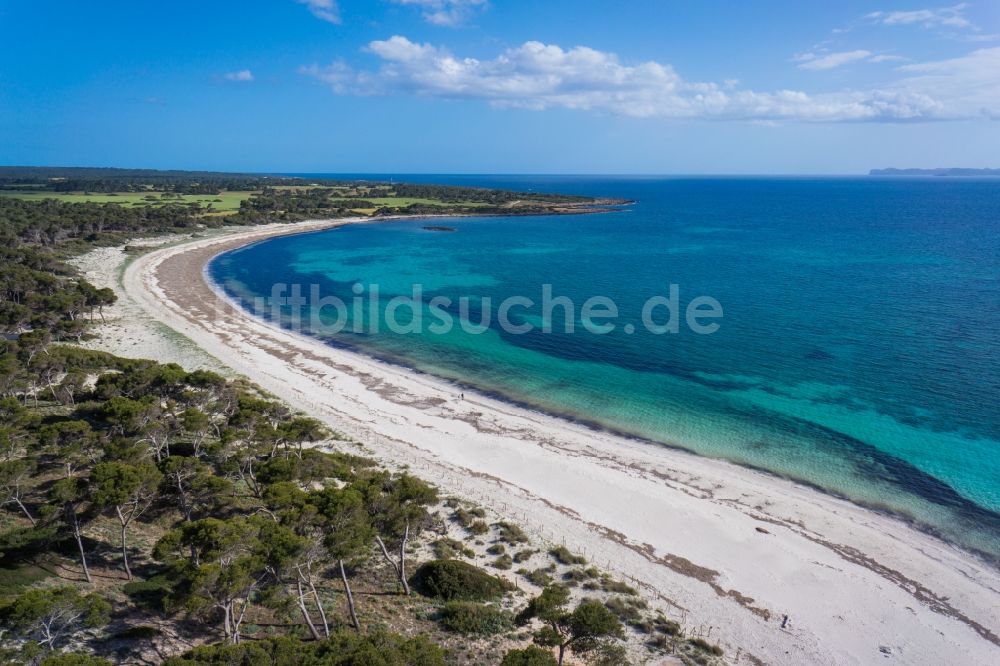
<box><xmin>212</xmin><ymin>176</ymin><xmax>1000</xmax><ymax>560</ymax></box>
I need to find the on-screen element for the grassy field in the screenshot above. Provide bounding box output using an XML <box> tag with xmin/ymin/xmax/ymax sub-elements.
<box><xmin>0</xmin><ymin>190</ymin><xmax>485</xmax><ymax>212</ymax></box>
<box><xmin>0</xmin><ymin>190</ymin><xmax>254</xmax><ymax>212</ymax></box>
<box><xmin>2</xmin><ymin>189</ymin><xmax>502</xmax><ymax>220</ymax></box>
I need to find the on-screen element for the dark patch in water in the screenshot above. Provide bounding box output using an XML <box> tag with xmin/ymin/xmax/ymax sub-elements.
<box><xmin>216</xmin><ymin>274</ymin><xmax>1000</xmax><ymax>565</ymax></box>
<box><xmin>731</xmin><ymin>402</ymin><xmax>1000</xmax><ymax>547</ymax></box>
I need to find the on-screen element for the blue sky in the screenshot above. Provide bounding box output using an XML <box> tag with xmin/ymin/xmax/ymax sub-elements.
<box><xmin>1</xmin><ymin>1</ymin><xmax>998</xmax><ymax>173</ymax></box>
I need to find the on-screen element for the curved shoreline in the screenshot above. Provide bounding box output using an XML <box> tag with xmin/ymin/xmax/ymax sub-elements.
<box><xmin>208</xmin><ymin>219</ymin><xmax>1000</xmax><ymax>567</ymax></box>
<box><xmin>102</xmin><ymin>218</ymin><xmax>1000</xmax><ymax>665</ymax></box>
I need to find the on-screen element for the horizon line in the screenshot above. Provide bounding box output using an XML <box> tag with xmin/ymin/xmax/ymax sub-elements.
<box><xmin>5</xmin><ymin>165</ymin><xmax>1000</xmax><ymax>179</ymax></box>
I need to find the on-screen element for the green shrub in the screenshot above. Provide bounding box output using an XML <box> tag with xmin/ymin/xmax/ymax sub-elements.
<box><xmin>653</xmin><ymin>615</ymin><xmax>682</xmax><ymax>636</ymax></box>
<box><xmin>411</xmin><ymin>559</ymin><xmax>513</xmax><ymax>601</ymax></box>
<box><xmin>258</xmin><ymin>449</ymin><xmax>368</xmax><ymax>486</ymax></box>
<box><xmin>562</xmin><ymin>567</ymin><xmax>600</xmax><ymax>586</ymax></box>
<box><xmin>3</xmin><ymin>586</ymin><xmax>111</xmax><ymax>651</ymax></box>
<box><xmin>0</xmin><ymin>525</ymin><xmax>60</xmax><ymax>567</ymax></box>
<box><xmin>0</xmin><ymin>558</ymin><xmax>51</xmax><ymax>598</ymax></box>
<box><xmin>493</xmin><ymin>554</ymin><xmax>513</xmax><ymax>570</ymax></box>
<box><xmin>468</xmin><ymin>520</ymin><xmax>489</xmax><ymax>535</ymax></box>
<box><xmin>500</xmin><ymin>645</ymin><xmax>558</xmax><ymax>666</ymax></box>
<box><xmin>520</xmin><ymin>565</ymin><xmax>555</xmax><ymax>587</ymax></box>
<box><xmin>111</xmin><ymin>625</ymin><xmax>160</xmax><ymax>639</ymax></box>
<box><xmin>605</xmin><ymin>596</ymin><xmax>647</xmax><ymax>624</ymax></box>
<box><xmin>453</xmin><ymin>506</ymin><xmax>486</xmax><ymax>528</ymax></box>
<box><xmin>41</xmin><ymin>655</ymin><xmax>113</xmax><ymax>666</ymax></box>
<box><xmin>599</xmin><ymin>577</ymin><xmax>638</xmax><ymax>595</ymax></box>
<box><xmin>548</xmin><ymin>545</ymin><xmax>586</xmax><ymax>565</ymax></box>
<box><xmin>687</xmin><ymin>637</ymin><xmax>724</xmax><ymax>656</ymax></box>
<box><xmin>513</xmin><ymin>549</ymin><xmax>536</xmax><ymax>563</ymax></box>
<box><xmin>166</xmin><ymin>632</ymin><xmax>445</xmax><ymax>665</ymax></box>
<box><xmin>439</xmin><ymin>601</ymin><xmax>514</xmax><ymax>635</ymax></box>
<box><xmin>433</xmin><ymin>538</ymin><xmax>474</xmax><ymax>559</ymax></box>
<box><xmin>496</xmin><ymin>522</ymin><xmax>529</xmax><ymax>544</ymax></box>
<box><xmin>487</xmin><ymin>544</ymin><xmax>506</xmax><ymax>555</ymax></box>
<box><xmin>123</xmin><ymin>574</ymin><xmax>173</xmax><ymax>611</ymax></box>
<box><xmin>591</xmin><ymin>643</ymin><xmax>629</xmax><ymax>666</ymax></box>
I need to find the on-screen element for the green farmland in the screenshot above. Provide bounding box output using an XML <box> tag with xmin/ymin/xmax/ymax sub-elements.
<box><xmin>0</xmin><ymin>191</ymin><xmax>491</xmax><ymax>214</ymax></box>
<box><xmin>0</xmin><ymin>190</ymin><xmax>254</xmax><ymax>212</ymax></box>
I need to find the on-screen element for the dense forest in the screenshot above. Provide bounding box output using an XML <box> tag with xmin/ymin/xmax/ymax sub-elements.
<box><xmin>0</xmin><ymin>199</ymin><xmax>206</xmax><ymax>249</ymax></box>
<box><xmin>0</xmin><ymin>169</ymin><xmax>721</xmax><ymax>665</ymax></box>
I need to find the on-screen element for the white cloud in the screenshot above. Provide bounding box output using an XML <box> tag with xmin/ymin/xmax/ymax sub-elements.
<box><xmin>302</xmin><ymin>37</ymin><xmax>1000</xmax><ymax>122</ymax></box>
<box><xmin>794</xmin><ymin>50</ymin><xmax>909</xmax><ymax>69</ymax></box>
<box><xmin>895</xmin><ymin>46</ymin><xmax>1000</xmax><ymax>118</ymax></box>
<box><xmin>960</xmin><ymin>32</ymin><xmax>1000</xmax><ymax>43</ymax></box>
<box><xmin>868</xmin><ymin>54</ymin><xmax>907</xmax><ymax>63</ymax></box>
<box><xmin>867</xmin><ymin>4</ymin><xmax>971</xmax><ymax>29</ymax></box>
<box><xmin>223</xmin><ymin>69</ymin><xmax>255</xmax><ymax>82</ymax></box>
<box><xmin>390</xmin><ymin>0</ymin><xmax>488</xmax><ymax>26</ymax></box>
<box><xmin>798</xmin><ymin>50</ymin><xmax>873</xmax><ymax>70</ymax></box>
<box><xmin>297</xmin><ymin>0</ymin><xmax>341</xmax><ymax>24</ymax></box>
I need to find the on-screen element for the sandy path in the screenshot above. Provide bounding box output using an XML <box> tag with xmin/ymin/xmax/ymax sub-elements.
<box><xmin>82</xmin><ymin>219</ymin><xmax>1000</xmax><ymax>665</ymax></box>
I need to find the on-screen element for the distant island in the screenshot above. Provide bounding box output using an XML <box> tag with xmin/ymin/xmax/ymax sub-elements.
<box><xmin>870</xmin><ymin>168</ymin><xmax>1000</xmax><ymax>177</ymax></box>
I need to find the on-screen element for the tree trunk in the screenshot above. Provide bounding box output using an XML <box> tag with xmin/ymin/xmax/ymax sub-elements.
<box><xmin>116</xmin><ymin>506</ymin><xmax>133</xmax><ymax>580</ymax></box>
<box><xmin>246</xmin><ymin>457</ymin><xmax>261</xmax><ymax>498</ymax></box>
<box><xmin>121</xmin><ymin>522</ymin><xmax>132</xmax><ymax>580</ymax></box>
<box><xmin>375</xmin><ymin>535</ymin><xmax>408</xmax><ymax>596</ymax></box>
<box><xmin>308</xmin><ymin>576</ymin><xmax>330</xmax><ymax>637</ymax></box>
<box><xmin>14</xmin><ymin>497</ymin><xmax>35</xmax><ymax>526</ymax></box>
<box><xmin>222</xmin><ymin>602</ymin><xmax>233</xmax><ymax>643</ymax></box>
<box><xmin>176</xmin><ymin>477</ymin><xmax>192</xmax><ymax>522</ymax></box>
<box><xmin>233</xmin><ymin>599</ymin><xmax>249</xmax><ymax>644</ymax></box>
<box><xmin>339</xmin><ymin>559</ymin><xmax>361</xmax><ymax>631</ymax></box>
<box><xmin>70</xmin><ymin>509</ymin><xmax>92</xmax><ymax>584</ymax></box>
<box><xmin>41</xmin><ymin>621</ymin><xmax>55</xmax><ymax>650</ymax></box>
<box><xmin>399</xmin><ymin>520</ymin><xmax>410</xmax><ymax>595</ymax></box>
<box><xmin>558</xmin><ymin>643</ymin><xmax>566</xmax><ymax>666</ymax></box>
<box><xmin>297</xmin><ymin>579</ymin><xmax>321</xmax><ymax>640</ymax></box>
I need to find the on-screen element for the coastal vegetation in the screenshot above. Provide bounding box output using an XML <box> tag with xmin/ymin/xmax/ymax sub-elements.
<box><xmin>0</xmin><ymin>167</ymin><xmax>719</xmax><ymax>665</ymax></box>
<box><xmin>0</xmin><ymin>167</ymin><xmax>621</xmax><ymax>232</ymax></box>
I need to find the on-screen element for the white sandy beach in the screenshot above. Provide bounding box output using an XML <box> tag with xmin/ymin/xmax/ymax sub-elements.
<box><xmin>75</xmin><ymin>219</ymin><xmax>1000</xmax><ymax>666</ymax></box>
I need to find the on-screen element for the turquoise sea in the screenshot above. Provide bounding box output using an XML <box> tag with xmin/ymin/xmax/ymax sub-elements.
<box><xmin>210</xmin><ymin>176</ymin><xmax>1000</xmax><ymax>561</ymax></box>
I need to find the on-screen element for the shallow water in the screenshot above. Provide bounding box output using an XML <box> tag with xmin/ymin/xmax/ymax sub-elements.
<box><xmin>211</xmin><ymin>176</ymin><xmax>1000</xmax><ymax>559</ymax></box>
